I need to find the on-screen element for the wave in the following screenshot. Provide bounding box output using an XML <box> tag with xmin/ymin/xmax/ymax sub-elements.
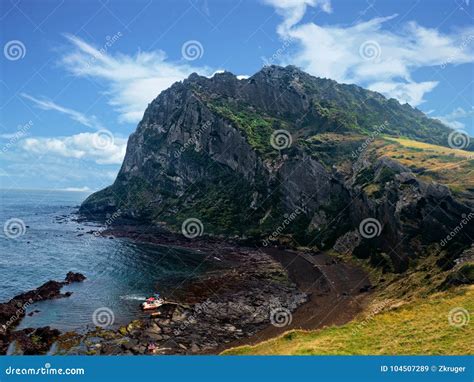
<box><xmin>119</xmin><ymin>294</ymin><xmax>146</xmax><ymax>301</ymax></box>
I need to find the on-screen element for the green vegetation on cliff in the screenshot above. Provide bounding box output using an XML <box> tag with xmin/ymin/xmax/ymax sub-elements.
<box><xmin>207</xmin><ymin>101</ymin><xmax>281</xmax><ymax>156</ymax></box>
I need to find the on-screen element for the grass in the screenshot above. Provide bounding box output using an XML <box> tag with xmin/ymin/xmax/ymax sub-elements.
<box><xmin>375</xmin><ymin>137</ymin><xmax>473</xmax><ymax>194</ymax></box>
<box><xmin>384</xmin><ymin>137</ymin><xmax>473</xmax><ymax>158</ymax></box>
<box><xmin>223</xmin><ymin>285</ymin><xmax>473</xmax><ymax>355</ymax></box>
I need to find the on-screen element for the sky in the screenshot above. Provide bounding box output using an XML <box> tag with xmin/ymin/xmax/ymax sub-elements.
<box><xmin>0</xmin><ymin>0</ymin><xmax>473</xmax><ymax>191</ymax></box>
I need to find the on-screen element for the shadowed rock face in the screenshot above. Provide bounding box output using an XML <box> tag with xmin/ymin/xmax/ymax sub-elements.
<box><xmin>80</xmin><ymin>65</ymin><xmax>473</xmax><ymax>273</ymax></box>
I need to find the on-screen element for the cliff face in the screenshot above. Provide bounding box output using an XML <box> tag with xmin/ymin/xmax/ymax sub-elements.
<box><xmin>81</xmin><ymin>65</ymin><xmax>473</xmax><ymax>273</ymax></box>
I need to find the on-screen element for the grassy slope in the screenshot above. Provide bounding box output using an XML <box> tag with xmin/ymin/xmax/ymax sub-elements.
<box><xmin>223</xmin><ymin>285</ymin><xmax>473</xmax><ymax>355</ymax></box>
<box><xmin>378</xmin><ymin>137</ymin><xmax>473</xmax><ymax>194</ymax></box>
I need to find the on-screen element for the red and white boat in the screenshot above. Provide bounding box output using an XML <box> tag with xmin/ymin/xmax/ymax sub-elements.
<box><xmin>141</xmin><ymin>294</ymin><xmax>165</xmax><ymax>310</ymax></box>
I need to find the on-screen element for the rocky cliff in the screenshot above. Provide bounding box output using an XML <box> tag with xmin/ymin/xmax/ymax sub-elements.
<box><xmin>81</xmin><ymin>65</ymin><xmax>473</xmax><ymax>274</ymax></box>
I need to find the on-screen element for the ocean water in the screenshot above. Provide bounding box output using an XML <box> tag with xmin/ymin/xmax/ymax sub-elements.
<box><xmin>0</xmin><ymin>189</ymin><xmax>214</xmax><ymax>332</ymax></box>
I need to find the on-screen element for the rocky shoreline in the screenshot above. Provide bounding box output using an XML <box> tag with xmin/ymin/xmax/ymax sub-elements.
<box><xmin>0</xmin><ymin>272</ymin><xmax>86</xmax><ymax>354</ymax></box>
<box><xmin>56</xmin><ymin>241</ymin><xmax>308</xmax><ymax>355</ymax></box>
<box><xmin>1</xmin><ymin>225</ymin><xmax>309</xmax><ymax>355</ymax></box>
<box><xmin>1</xmin><ymin>224</ymin><xmax>371</xmax><ymax>355</ymax></box>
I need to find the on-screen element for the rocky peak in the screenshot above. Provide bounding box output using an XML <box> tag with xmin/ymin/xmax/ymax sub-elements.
<box><xmin>81</xmin><ymin>66</ymin><xmax>473</xmax><ymax>274</ymax></box>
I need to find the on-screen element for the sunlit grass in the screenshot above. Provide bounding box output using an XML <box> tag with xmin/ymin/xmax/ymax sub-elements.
<box><xmin>376</xmin><ymin>137</ymin><xmax>473</xmax><ymax>194</ymax></box>
<box><xmin>223</xmin><ymin>286</ymin><xmax>473</xmax><ymax>355</ymax></box>
<box><xmin>385</xmin><ymin>137</ymin><xmax>473</xmax><ymax>158</ymax></box>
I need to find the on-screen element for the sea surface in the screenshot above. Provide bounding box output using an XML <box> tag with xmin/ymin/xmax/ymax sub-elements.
<box><xmin>0</xmin><ymin>189</ymin><xmax>214</xmax><ymax>332</ymax></box>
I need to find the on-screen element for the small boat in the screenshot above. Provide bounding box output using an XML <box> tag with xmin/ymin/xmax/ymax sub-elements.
<box><xmin>147</xmin><ymin>343</ymin><xmax>157</xmax><ymax>354</ymax></box>
<box><xmin>141</xmin><ymin>294</ymin><xmax>165</xmax><ymax>310</ymax></box>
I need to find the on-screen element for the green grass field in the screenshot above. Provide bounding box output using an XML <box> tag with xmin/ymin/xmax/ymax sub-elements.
<box><xmin>223</xmin><ymin>286</ymin><xmax>473</xmax><ymax>355</ymax></box>
<box><xmin>377</xmin><ymin>137</ymin><xmax>473</xmax><ymax>194</ymax></box>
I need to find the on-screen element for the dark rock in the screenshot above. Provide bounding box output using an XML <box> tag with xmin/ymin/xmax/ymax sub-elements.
<box><xmin>121</xmin><ymin>339</ymin><xmax>138</xmax><ymax>351</ymax></box>
<box><xmin>27</xmin><ymin>310</ymin><xmax>40</xmax><ymax>317</ymax></box>
<box><xmin>80</xmin><ymin>65</ymin><xmax>472</xmax><ymax>275</ymax></box>
<box><xmin>9</xmin><ymin>326</ymin><xmax>60</xmax><ymax>355</ymax></box>
<box><xmin>439</xmin><ymin>263</ymin><xmax>474</xmax><ymax>290</ymax></box>
<box><xmin>65</xmin><ymin>272</ymin><xmax>86</xmax><ymax>284</ymax></box>
<box><xmin>0</xmin><ymin>272</ymin><xmax>86</xmax><ymax>353</ymax></box>
<box><xmin>100</xmin><ymin>343</ymin><xmax>122</xmax><ymax>355</ymax></box>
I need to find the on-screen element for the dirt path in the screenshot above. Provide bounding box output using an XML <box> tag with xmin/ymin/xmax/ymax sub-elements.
<box><xmin>221</xmin><ymin>248</ymin><xmax>372</xmax><ymax>350</ymax></box>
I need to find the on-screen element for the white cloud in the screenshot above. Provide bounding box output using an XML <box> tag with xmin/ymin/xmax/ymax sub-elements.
<box><xmin>60</xmin><ymin>34</ymin><xmax>213</xmax><ymax>124</ymax></box>
<box><xmin>434</xmin><ymin>107</ymin><xmax>474</xmax><ymax>129</ymax></box>
<box><xmin>21</xmin><ymin>93</ymin><xmax>104</xmax><ymax>129</ymax></box>
<box><xmin>0</xmin><ymin>150</ymin><xmax>119</xmax><ymax>190</ymax></box>
<box><xmin>21</xmin><ymin>132</ymin><xmax>127</xmax><ymax>165</ymax></box>
<box><xmin>265</xmin><ymin>1</ymin><xmax>474</xmax><ymax>106</ymax></box>
<box><xmin>368</xmin><ymin>81</ymin><xmax>439</xmax><ymax>107</ymax></box>
<box><xmin>59</xmin><ymin>186</ymin><xmax>92</xmax><ymax>192</ymax></box>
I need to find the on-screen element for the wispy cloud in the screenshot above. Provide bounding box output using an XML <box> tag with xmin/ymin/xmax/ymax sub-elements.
<box><xmin>263</xmin><ymin>0</ymin><xmax>332</xmax><ymax>34</ymax></box>
<box><xmin>60</xmin><ymin>34</ymin><xmax>213</xmax><ymax>124</ymax></box>
<box><xmin>264</xmin><ymin>1</ymin><xmax>474</xmax><ymax>106</ymax></box>
<box><xmin>434</xmin><ymin>107</ymin><xmax>474</xmax><ymax>130</ymax></box>
<box><xmin>21</xmin><ymin>93</ymin><xmax>104</xmax><ymax>130</ymax></box>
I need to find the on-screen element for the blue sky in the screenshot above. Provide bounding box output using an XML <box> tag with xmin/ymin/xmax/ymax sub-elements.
<box><xmin>0</xmin><ymin>0</ymin><xmax>473</xmax><ymax>191</ymax></box>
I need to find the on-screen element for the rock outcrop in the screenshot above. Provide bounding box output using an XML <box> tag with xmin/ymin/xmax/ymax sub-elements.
<box><xmin>81</xmin><ymin>65</ymin><xmax>473</xmax><ymax>274</ymax></box>
<box><xmin>0</xmin><ymin>272</ymin><xmax>86</xmax><ymax>354</ymax></box>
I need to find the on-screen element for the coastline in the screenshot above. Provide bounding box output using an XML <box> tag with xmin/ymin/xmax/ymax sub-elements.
<box><xmin>76</xmin><ymin>226</ymin><xmax>372</xmax><ymax>355</ymax></box>
<box><xmin>2</xmin><ymin>224</ymin><xmax>372</xmax><ymax>355</ymax></box>
<box><xmin>217</xmin><ymin>248</ymin><xmax>372</xmax><ymax>353</ymax></box>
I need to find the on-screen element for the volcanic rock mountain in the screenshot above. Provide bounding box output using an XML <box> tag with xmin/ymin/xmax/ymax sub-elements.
<box><xmin>81</xmin><ymin>65</ymin><xmax>473</xmax><ymax>275</ymax></box>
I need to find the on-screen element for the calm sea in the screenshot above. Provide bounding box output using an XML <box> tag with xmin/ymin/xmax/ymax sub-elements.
<box><xmin>0</xmin><ymin>189</ymin><xmax>213</xmax><ymax>332</ymax></box>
